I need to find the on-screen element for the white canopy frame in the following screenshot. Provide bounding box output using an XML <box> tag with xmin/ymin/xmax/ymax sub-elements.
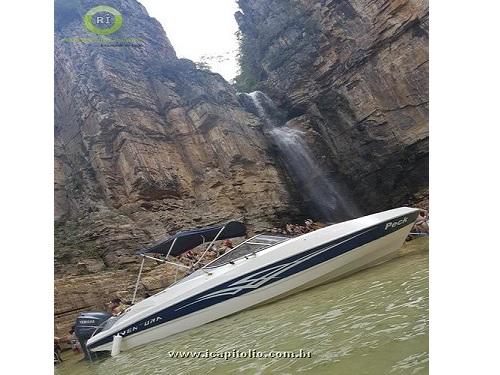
<box><xmin>130</xmin><ymin>223</ymin><xmax>229</xmax><ymax>304</ymax></box>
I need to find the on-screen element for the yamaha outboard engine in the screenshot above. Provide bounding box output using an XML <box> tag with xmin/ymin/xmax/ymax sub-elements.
<box><xmin>74</xmin><ymin>311</ymin><xmax>112</xmax><ymax>360</ymax></box>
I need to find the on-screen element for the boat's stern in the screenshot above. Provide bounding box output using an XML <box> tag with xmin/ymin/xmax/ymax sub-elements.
<box><xmin>74</xmin><ymin>311</ymin><xmax>113</xmax><ymax>358</ymax></box>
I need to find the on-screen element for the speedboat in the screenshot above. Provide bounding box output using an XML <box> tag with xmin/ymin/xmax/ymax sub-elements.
<box><xmin>79</xmin><ymin>207</ymin><xmax>419</xmax><ymax>355</ymax></box>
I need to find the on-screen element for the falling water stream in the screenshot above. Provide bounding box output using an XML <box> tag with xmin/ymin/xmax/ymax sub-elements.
<box><xmin>238</xmin><ymin>91</ymin><xmax>358</xmax><ymax>222</ymax></box>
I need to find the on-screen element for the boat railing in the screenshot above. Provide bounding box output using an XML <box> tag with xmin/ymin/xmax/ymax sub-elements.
<box><xmin>202</xmin><ymin>234</ymin><xmax>291</xmax><ymax>269</ymax></box>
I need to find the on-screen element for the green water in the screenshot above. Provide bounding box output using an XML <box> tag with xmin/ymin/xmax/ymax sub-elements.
<box><xmin>56</xmin><ymin>238</ymin><xmax>428</xmax><ymax>375</ymax></box>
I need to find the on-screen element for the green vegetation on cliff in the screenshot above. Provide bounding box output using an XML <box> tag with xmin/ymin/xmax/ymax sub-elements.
<box><xmin>233</xmin><ymin>30</ymin><xmax>262</xmax><ymax>92</ymax></box>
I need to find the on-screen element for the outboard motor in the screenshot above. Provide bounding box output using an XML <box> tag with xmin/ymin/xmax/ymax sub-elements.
<box><xmin>74</xmin><ymin>311</ymin><xmax>112</xmax><ymax>360</ymax></box>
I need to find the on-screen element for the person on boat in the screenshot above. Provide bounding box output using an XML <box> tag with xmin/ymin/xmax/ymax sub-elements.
<box><xmin>297</xmin><ymin>224</ymin><xmax>308</xmax><ymax>234</ymax></box>
<box><xmin>215</xmin><ymin>239</ymin><xmax>232</xmax><ymax>256</ymax></box>
<box><xmin>110</xmin><ymin>298</ymin><xmax>127</xmax><ymax>316</ymax></box>
<box><xmin>208</xmin><ymin>243</ymin><xmax>219</xmax><ymax>255</ymax></box>
<box><xmin>185</xmin><ymin>250</ymin><xmax>196</xmax><ymax>262</ymax></box>
<box><xmin>415</xmin><ymin>210</ymin><xmax>429</xmax><ymax>233</ymax></box>
<box><xmin>305</xmin><ymin>219</ymin><xmax>313</xmax><ymax>230</ymax></box>
<box><xmin>68</xmin><ymin>326</ymin><xmax>82</xmax><ymax>354</ymax></box>
<box><xmin>54</xmin><ymin>337</ymin><xmax>63</xmax><ymax>363</ymax></box>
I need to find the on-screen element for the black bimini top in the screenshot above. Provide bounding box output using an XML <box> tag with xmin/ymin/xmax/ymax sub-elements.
<box><xmin>139</xmin><ymin>221</ymin><xmax>246</xmax><ymax>257</ymax></box>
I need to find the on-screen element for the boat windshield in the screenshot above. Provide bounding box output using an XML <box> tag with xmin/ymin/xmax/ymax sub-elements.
<box><xmin>203</xmin><ymin>234</ymin><xmax>290</xmax><ymax>269</ymax></box>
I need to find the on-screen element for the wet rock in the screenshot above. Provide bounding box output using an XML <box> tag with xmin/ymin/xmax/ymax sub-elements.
<box><xmin>235</xmin><ymin>0</ymin><xmax>429</xmax><ymax>212</ymax></box>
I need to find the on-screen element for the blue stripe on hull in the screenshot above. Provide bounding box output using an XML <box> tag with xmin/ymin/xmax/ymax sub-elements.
<box><xmin>88</xmin><ymin>212</ymin><xmax>418</xmax><ymax>349</ymax></box>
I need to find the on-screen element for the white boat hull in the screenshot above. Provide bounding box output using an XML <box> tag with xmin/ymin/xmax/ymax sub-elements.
<box><xmin>87</xmin><ymin>207</ymin><xmax>419</xmax><ymax>352</ymax></box>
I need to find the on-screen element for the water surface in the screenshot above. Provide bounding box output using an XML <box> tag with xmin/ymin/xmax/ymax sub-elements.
<box><xmin>56</xmin><ymin>237</ymin><xmax>428</xmax><ymax>375</ymax></box>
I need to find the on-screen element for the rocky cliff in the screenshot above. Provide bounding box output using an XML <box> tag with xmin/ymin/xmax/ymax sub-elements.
<box><xmin>54</xmin><ymin>0</ymin><xmax>299</xmax><ymax>334</ymax></box>
<box><xmin>55</xmin><ymin>0</ymin><xmax>298</xmax><ymax>266</ymax></box>
<box><xmin>54</xmin><ymin>0</ymin><xmax>428</xmax><ymax>335</ymax></box>
<box><xmin>235</xmin><ymin>0</ymin><xmax>429</xmax><ymax>212</ymax></box>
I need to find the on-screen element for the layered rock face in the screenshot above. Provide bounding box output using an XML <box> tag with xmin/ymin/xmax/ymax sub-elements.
<box><xmin>54</xmin><ymin>0</ymin><xmax>296</xmax><ymax>334</ymax></box>
<box><xmin>235</xmin><ymin>0</ymin><xmax>429</xmax><ymax>212</ymax></box>
<box><xmin>55</xmin><ymin>0</ymin><xmax>296</xmax><ymax>268</ymax></box>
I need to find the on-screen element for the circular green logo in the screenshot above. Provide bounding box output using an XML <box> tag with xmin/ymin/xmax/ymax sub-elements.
<box><xmin>83</xmin><ymin>5</ymin><xmax>122</xmax><ymax>35</ymax></box>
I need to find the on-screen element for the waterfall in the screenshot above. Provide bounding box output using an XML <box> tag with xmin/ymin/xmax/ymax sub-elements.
<box><xmin>238</xmin><ymin>91</ymin><xmax>358</xmax><ymax>222</ymax></box>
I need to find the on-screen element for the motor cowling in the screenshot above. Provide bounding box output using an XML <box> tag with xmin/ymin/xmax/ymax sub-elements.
<box><xmin>74</xmin><ymin>311</ymin><xmax>112</xmax><ymax>359</ymax></box>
